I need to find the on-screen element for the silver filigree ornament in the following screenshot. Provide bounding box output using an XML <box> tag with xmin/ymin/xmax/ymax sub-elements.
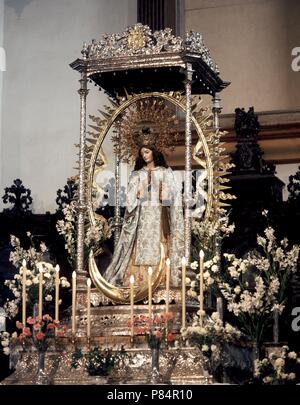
<box><xmin>83</xmin><ymin>24</ymin><xmax>219</xmax><ymax>73</ymax></box>
<box><xmin>184</xmin><ymin>31</ymin><xmax>219</xmax><ymax>73</ymax></box>
<box><xmin>85</xmin><ymin>24</ymin><xmax>180</xmax><ymax>58</ymax></box>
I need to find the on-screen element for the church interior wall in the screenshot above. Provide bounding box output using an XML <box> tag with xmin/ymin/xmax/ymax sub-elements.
<box><xmin>185</xmin><ymin>0</ymin><xmax>300</xmax><ymax>190</ymax></box>
<box><xmin>0</xmin><ymin>0</ymin><xmax>137</xmax><ymax>213</ymax></box>
<box><xmin>185</xmin><ymin>0</ymin><xmax>300</xmax><ymax>114</ymax></box>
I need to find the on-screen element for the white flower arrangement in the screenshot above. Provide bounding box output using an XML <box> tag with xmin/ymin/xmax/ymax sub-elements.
<box><xmin>189</xmin><ymin>209</ymin><xmax>235</xmax><ymax>307</ymax></box>
<box><xmin>254</xmin><ymin>346</ymin><xmax>300</xmax><ymax>384</ymax></box>
<box><xmin>0</xmin><ymin>231</ymin><xmax>73</xmax><ymax>357</ymax></box>
<box><xmin>188</xmin><ymin>209</ymin><xmax>299</xmax><ymax>382</ymax></box>
<box><xmin>187</xmin><ymin>254</ymin><xmax>220</xmax><ymax>301</ymax></box>
<box><xmin>56</xmin><ymin>202</ymin><xmax>77</xmax><ymax>265</ymax></box>
<box><xmin>4</xmin><ymin>260</ymin><xmax>70</xmax><ymax>320</ymax></box>
<box><xmin>184</xmin><ymin>311</ymin><xmax>242</xmax><ymax>347</ymax></box>
<box><xmin>0</xmin><ymin>332</ymin><xmax>11</xmax><ymax>355</ymax></box>
<box><xmin>183</xmin><ymin>312</ymin><xmax>245</xmax><ymax>376</ymax></box>
<box><xmin>192</xmin><ymin>208</ymin><xmax>235</xmax><ymax>256</ymax></box>
<box><xmin>215</xmin><ymin>224</ymin><xmax>299</xmax><ymax>344</ymax></box>
<box><xmin>9</xmin><ymin>234</ymin><xmax>47</xmax><ymax>268</ymax></box>
<box><xmin>4</xmin><ymin>234</ymin><xmax>71</xmax><ymax>320</ymax></box>
<box><xmin>56</xmin><ymin>201</ymin><xmax>112</xmax><ymax>269</ymax></box>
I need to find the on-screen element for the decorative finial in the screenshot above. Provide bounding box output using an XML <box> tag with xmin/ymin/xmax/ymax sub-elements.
<box><xmin>81</xmin><ymin>42</ymin><xmax>88</xmax><ymax>59</ymax></box>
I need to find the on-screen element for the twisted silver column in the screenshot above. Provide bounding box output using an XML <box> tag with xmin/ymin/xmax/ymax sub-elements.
<box><xmin>76</xmin><ymin>67</ymin><xmax>89</xmax><ymax>288</ymax></box>
<box><xmin>212</xmin><ymin>93</ymin><xmax>221</xmax><ymax>131</ymax></box>
<box><xmin>114</xmin><ymin>131</ymin><xmax>121</xmax><ymax>247</ymax></box>
<box><xmin>212</xmin><ymin>92</ymin><xmax>222</xmax><ymax>264</ymax></box>
<box><xmin>184</xmin><ymin>63</ymin><xmax>193</xmax><ymax>265</ymax></box>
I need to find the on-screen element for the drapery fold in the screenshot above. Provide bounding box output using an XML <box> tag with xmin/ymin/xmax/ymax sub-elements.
<box><xmin>104</xmin><ymin>166</ymin><xmax>184</xmax><ymax>286</ymax></box>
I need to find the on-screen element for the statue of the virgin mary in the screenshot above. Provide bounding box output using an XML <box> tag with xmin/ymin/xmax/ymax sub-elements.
<box><xmin>104</xmin><ymin>128</ymin><xmax>184</xmax><ymax>287</ymax></box>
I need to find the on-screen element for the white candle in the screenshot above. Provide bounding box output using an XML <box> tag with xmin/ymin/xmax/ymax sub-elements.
<box><xmin>38</xmin><ymin>264</ymin><xmax>43</xmax><ymax>319</ymax></box>
<box><xmin>72</xmin><ymin>271</ymin><xmax>76</xmax><ymax>337</ymax></box>
<box><xmin>130</xmin><ymin>275</ymin><xmax>134</xmax><ymax>341</ymax></box>
<box><xmin>55</xmin><ymin>265</ymin><xmax>60</xmax><ymax>322</ymax></box>
<box><xmin>165</xmin><ymin>258</ymin><xmax>170</xmax><ymax>314</ymax></box>
<box><xmin>148</xmin><ymin>267</ymin><xmax>153</xmax><ymax>320</ymax></box>
<box><xmin>199</xmin><ymin>250</ymin><xmax>204</xmax><ymax>327</ymax></box>
<box><xmin>87</xmin><ymin>278</ymin><xmax>91</xmax><ymax>339</ymax></box>
<box><xmin>182</xmin><ymin>257</ymin><xmax>186</xmax><ymax>330</ymax></box>
<box><xmin>22</xmin><ymin>259</ymin><xmax>27</xmax><ymax>326</ymax></box>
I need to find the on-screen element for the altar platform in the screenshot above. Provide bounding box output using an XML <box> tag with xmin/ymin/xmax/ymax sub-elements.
<box><xmin>1</xmin><ymin>345</ymin><xmax>212</xmax><ymax>385</ymax></box>
<box><xmin>2</xmin><ymin>289</ymin><xmax>213</xmax><ymax>385</ymax></box>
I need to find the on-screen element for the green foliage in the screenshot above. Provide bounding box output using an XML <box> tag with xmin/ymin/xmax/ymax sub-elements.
<box><xmin>71</xmin><ymin>345</ymin><xmax>128</xmax><ymax>376</ymax></box>
<box><xmin>71</xmin><ymin>347</ymin><xmax>83</xmax><ymax>369</ymax></box>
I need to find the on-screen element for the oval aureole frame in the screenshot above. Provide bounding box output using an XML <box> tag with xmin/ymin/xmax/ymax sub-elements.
<box><xmin>87</xmin><ymin>92</ymin><xmax>214</xmax><ymax>304</ymax></box>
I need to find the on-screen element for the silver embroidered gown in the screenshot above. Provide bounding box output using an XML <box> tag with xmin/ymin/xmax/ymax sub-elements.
<box><xmin>104</xmin><ymin>166</ymin><xmax>184</xmax><ymax>286</ymax></box>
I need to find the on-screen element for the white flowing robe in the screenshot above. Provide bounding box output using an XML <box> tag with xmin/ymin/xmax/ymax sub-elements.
<box><xmin>104</xmin><ymin>166</ymin><xmax>184</xmax><ymax>286</ymax></box>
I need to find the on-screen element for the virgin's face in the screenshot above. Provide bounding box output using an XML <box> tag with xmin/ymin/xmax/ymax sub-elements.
<box><xmin>141</xmin><ymin>147</ymin><xmax>154</xmax><ymax>164</ymax></box>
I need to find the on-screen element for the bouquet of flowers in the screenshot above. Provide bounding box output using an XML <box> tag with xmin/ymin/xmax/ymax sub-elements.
<box><xmin>128</xmin><ymin>312</ymin><xmax>175</xmax><ymax>349</ymax></box>
<box><xmin>217</xmin><ymin>224</ymin><xmax>299</xmax><ymax>345</ymax></box>
<box><xmin>192</xmin><ymin>207</ymin><xmax>235</xmax><ymax>262</ymax></box>
<box><xmin>254</xmin><ymin>346</ymin><xmax>300</xmax><ymax>385</ymax></box>
<box><xmin>184</xmin><ymin>311</ymin><xmax>250</xmax><ymax>379</ymax></box>
<box><xmin>4</xmin><ymin>233</ymin><xmax>70</xmax><ymax>320</ymax></box>
<box><xmin>6</xmin><ymin>315</ymin><xmax>66</xmax><ymax>384</ymax></box>
<box><xmin>184</xmin><ymin>311</ymin><xmax>243</xmax><ymax>349</ymax></box>
<box><xmin>189</xmin><ymin>208</ymin><xmax>235</xmax><ymax>299</ymax></box>
<box><xmin>14</xmin><ymin>314</ymin><xmax>64</xmax><ymax>351</ymax></box>
<box><xmin>56</xmin><ymin>201</ymin><xmax>112</xmax><ymax>269</ymax></box>
<box><xmin>187</xmin><ymin>253</ymin><xmax>220</xmax><ymax>300</ymax></box>
<box><xmin>0</xmin><ymin>331</ymin><xmax>10</xmax><ymax>356</ymax></box>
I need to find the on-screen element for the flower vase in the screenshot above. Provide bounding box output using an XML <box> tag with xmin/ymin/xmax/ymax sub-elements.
<box><xmin>148</xmin><ymin>337</ymin><xmax>164</xmax><ymax>384</ymax></box>
<box><xmin>34</xmin><ymin>349</ymin><xmax>50</xmax><ymax>385</ymax></box>
<box><xmin>152</xmin><ymin>346</ymin><xmax>160</xmax><ymax>370</ymax></box>
<box><xmin>149</xmin><ymin>346</ymin><xmax>163</xmax><ymax>383</ymax></box>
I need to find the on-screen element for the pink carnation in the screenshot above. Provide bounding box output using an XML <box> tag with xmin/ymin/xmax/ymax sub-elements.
<box><xmin>16</xmin><ymin>321</ymin><xmax>24</xmax><ymax>330</ymax></box>
<box><xmin>36</xmin><ymin>332</ymin><xmax>45</xmax><ymax>341</ymax></box>
<box><xmin>27</xmin><ymin>317</ymin><xmax>35</xmax><ymax>325</ymax></box>
<box><xmin>23</xmin><ymin>327</ymin><xmax>31</xmax><ymax>337</ymax></box>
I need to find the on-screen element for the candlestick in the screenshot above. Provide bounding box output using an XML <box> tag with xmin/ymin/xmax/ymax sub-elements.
<box><xmin>165</xmin><ymin>258</ymin><xmax>170</xmax><ymax>314</ymax></box>
<box><xmin>55</xmin><ymin>265</ymin><xmax>60</xmax><ymax>322</ymax></box>
<box><xmin>199</xmin><ymin>250</ymin><xmax>204</xmax><ymax>327</ymax></box>
<box><xmin>22</xmin><ymin>259</ymin><xmax>27</xmax><ymax>327</ymax></box>
<box><xmin>181</xmin><ymin>257</ymin><xmax>186</xmax><ymax>330</ymax></box>
<box><xmin>72</xmin><ymin>271</ymin><xmax>76</xmax><ymax>337</ymax></box>
<box><xmin>148</xmin><ymin>267</ymin><xmax>153</xmax><ymax>320</ymax></box>
<box><xmin>38</xmin><ymin>264</ymin><xmax>43</xmax><ymax>319</ymax></box>
<box><xmin>87</xmin><ymin>278</ymin><xmax>91</xmax><ymax>339</ymax></box>
<box><xmin>130</xmin><ymin>275</ymin><xmax>134</xmax><ymax>343</ymax></box>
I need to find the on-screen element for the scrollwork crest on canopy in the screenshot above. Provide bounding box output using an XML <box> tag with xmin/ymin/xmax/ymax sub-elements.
<box><xmin>83</xmin><ymin>24</ymin><xmax>219</xmax><ymax>73</ymax></box>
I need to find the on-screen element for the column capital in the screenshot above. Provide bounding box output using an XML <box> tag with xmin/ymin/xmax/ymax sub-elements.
<box><xmin>78</xmin><ymin>88</ymin><xmax>89</xmax><ymax>97</ymax></box>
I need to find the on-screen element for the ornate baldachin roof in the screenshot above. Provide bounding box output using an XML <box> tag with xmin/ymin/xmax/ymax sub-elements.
<box><xmin>81</xmin><ymin>24</ymin><xmax>219</xmax><ymax>74</ymax></box>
